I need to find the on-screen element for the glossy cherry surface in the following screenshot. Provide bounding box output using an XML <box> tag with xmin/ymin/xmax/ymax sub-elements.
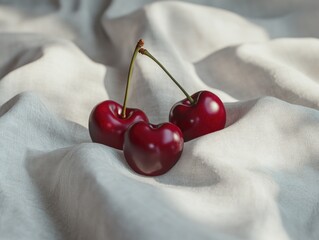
<box><xmin>169</xmin><ymin>91</ymin><xmax>226</xmax><ymax>142</ymax></box>
<box><xmin>123</xmin><ymin>121</ymin><xmax>184</xmax><ymax>176</ymax></box>
<box><xmin>89</xmin><ymin>100</ymin><xmax>148</xmax><ymax>150</ymax></box>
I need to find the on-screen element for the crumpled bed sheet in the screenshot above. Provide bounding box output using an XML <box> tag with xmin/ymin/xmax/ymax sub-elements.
<box><xmin>0</xmin><ymin>1</ymin><xmax>319</xmax><ymax>240</ymax></box>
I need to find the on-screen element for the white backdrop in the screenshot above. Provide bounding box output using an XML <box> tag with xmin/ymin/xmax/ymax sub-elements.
<box><xmin>0</xmin><ymin>1</ymin><xmax>319</xmax><ymax>239</ymax></box>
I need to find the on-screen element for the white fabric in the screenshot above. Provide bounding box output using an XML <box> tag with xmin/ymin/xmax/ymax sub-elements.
<box><xmin>1</xmin><ymin>1</ymin><xmax>319</xmax><ymax>239</ymax></box>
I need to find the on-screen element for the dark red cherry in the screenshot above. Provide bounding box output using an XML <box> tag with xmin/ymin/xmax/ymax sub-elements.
<box><xmin>170</xmin><ymin>91</ymin><xmax>226</xmax><ymax>141</ymax></box>
<box><xmin>89</xmin><ymin>40</ymin><xmax>147</xmax><ymax>149</ymax></box>
<box><xmin>89</xmin><ymin>100</ymin><xmax>148</xmax><ymax>150</ymax></box>
<box><xmin>138</xmin><ymin>48</ymin><xmax>226</xmax><ymax>142</ymax></box>
<box><xmin>123</xmin><ymin>121</ymin><xmax>184</xmax><ymax>176</ymax></box>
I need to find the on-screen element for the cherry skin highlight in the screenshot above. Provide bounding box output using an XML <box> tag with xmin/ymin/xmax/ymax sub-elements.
<box><xmin>169</xmin><ymin>91</ymin><xmax>226</xmax><ymax>142</ymax></box>
<box><xmin>123</xmin><ymin>121</ymin><xmax>184</xmax><ymax>176</ymax></box>
<box><xmin>89</xmin><ymin>100</ymin><xmax>148</xmax><ymax>150</ymax></box>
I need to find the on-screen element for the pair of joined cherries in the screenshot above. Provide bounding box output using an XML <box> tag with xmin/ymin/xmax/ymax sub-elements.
<box><xmin>89</xmin><ymin>40</ymin><xmax>226</xmax><ymax>176</ymax></box>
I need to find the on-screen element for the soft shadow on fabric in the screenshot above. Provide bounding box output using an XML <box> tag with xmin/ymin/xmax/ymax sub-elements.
<box><xmin>25</xmin><ymin>143</ymin><xmax>238</xmax><ymax>240</ymax></box>
<box><xmin>0</xmin><ymin>47</ymin><xmax>43</xmax><ymax>80</ymax></box>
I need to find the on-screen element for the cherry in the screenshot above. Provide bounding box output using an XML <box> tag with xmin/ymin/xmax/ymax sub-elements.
<box><xmin>89</xmin><ymin>40</ymin><xmax>148</xmax><ymax>150</ymax></box>
<box><xmin>139</xmin><ymin>48</ymin><xmax>226</xmax><ymax>142</ymax></box>
<box><xmin>89</xmin><ymin>100</ymin><xmax>148</xmax><ymax>149</ymax></box>
<box><xmin>123</xmin><ymin>121</ymin><xmax>184</xmax><ymax>176</ymax></box>
<box><xmin>169</xmin><ymin>91</ymin><xmax>226</xmax><ymax>141</ymax></box>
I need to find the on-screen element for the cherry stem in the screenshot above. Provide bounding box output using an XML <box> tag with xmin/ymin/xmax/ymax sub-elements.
<box><xmin>121</xmin><ymin>39</ymin><xmax>144</xmax><ymax>118</ymax></box>
<box><xmin>138</xmin><ymin>48</ymin><xmax>195</xmax><ymax>104</ymax></box>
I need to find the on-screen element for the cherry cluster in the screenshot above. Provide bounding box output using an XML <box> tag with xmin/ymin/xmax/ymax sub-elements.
<box><xmin>89</xmin><ymin>40</ymin><xmax>226</xmax><ymax>176</ymax></box>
